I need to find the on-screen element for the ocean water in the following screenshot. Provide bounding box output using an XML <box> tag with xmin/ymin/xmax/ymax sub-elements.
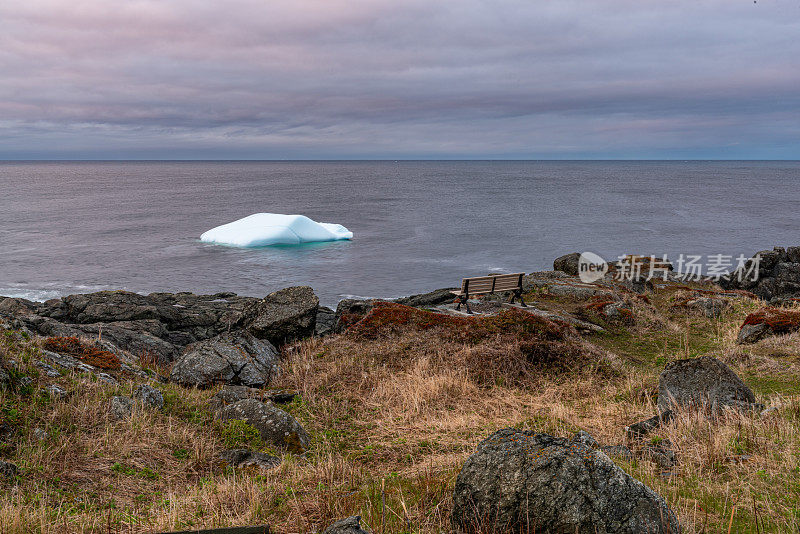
<box><xmin>1</xmin><ymin>160</ymin><xmax>799</xmax><ymax>307</ymax></box>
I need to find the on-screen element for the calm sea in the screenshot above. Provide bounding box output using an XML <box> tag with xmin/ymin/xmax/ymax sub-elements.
<box><xmin>1</xmin><ymin>161</ymin><xmax>799</xmax><ymax>306</ymax></box>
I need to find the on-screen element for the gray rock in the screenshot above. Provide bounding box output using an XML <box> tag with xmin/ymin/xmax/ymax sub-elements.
<box><xmin>170</xmin><ymin>330</ymin><xmax>279</xmax><ymax>388</ymax></box>
<box><xmin>40</xmin><ymin>349</ymin><xmax>80</xmax><ymax>369</ymax></box>
<box><xmin>209</xmin><ymin>384</ymin><xmax>297</xmax><ymax>411</ymax></box>
<box><xmin>553</xmin><ymin>252</ymin><xmax>581</xmax><ymax>276</ymax></box>
<box><xmin>134</xmin><ymin>384</ymin><xmax>164</xmax><ymax>410</ymax></box>
<box><xmin>643</xmin><ymin>441</ymin><xmax>677</xmax><ymax>469</ymax></box>
<box><xmin>18</xmin><ymin>376</ymin><xmax>34</xmax><ymax>389</ymax></box>
<box><xmin>97</xmin><ymin>373</ymin><xmax>118</xmax><ymax>385</ymax></box>
<box><xmin>685</xmin><ymin>297</ymin><xmax>729</xmax><ymax>318</ymax></box>
<box><xmin>573</xmin><ymin>430</ymin><xmax>598</xmax><ymax>448</ymax></box>
<box><xmin>218</xmin><ymin>449</ymin><xmax>280</xmax><ymax>470</ymax></box>
<box><xmin>658</xmin><ymin>357</ymin><xmax>756</xmax><ymax>413</ymax></box>
<box><xmin>236</xmin><ymin>286</ymin><xmax>319</xmax><ymax>346</ymax></box>
<box><xmin>34</xmin><ymin>360</ymin><xmax>61</xmax><ymax>377</ymax></box>
<box><xmin>761</xmin><ymin>406</ymin><xmax>780</xmax><ymax>417</ymax></box>
<box><xmin>523</xmin><ymin>270</ymin><xmax>571</xmax><ymax>291</ymax></box>
<box><xmin>395</xmin><ymin>288</ymin><xmax>458</xmax><ymax>308</ymax></box>
<box><xmin>215</xmin><ymin>398</ymin><xmax>310</xmax><ymax>453</ymax></box>
<box><xmin>315</xmin><ymin>306</ymin><xmax>336</xmax><ymax>336</ymax></box>
<box><xmin>451</xmin><ymin>428</ymin><xmax>680</xmax><ymax>533</ymax></box>
<box><xmin>44</xmin><ymin>384</ymin><xmax>68</xmax><ymax>400</ymax></box>
<box><xmin>721</xmin><ymin>247</ymin><xmax>800</xmax><ymax>300</ymax></box>
<box><xmin>737</xmin><ymin>322</ymin><xmax>769</xmax><ymax>344</ymax></box>
<box><xmin>322</xmin><ymin>516</ymin><xmax>369</xmax><ymax>534</ymax></box>
<box><xmin>600</xmin><ymin>445</ymin><xmax>635</xmax><ymax>462</ymax></box>
<box><xmin>626</xmin><ymin>410</ymin><xmax>673</xmax><ymax>439</ymax></box>
<box><xmin>548</xmin><ymin>282</ymin><xmax>612</xmax><ymax>300</ymax></box>
<box><xmin>0</xmin><ymin>460</ymin><xmax>18</xmax><ymax>480</ymax></box>
<box><xmin>33</xmin><ymin>427</ymin><xmax>48</xmax><ymax>441</ymax></box>
<box><xmin>110</xmin><ymin>396</ymin><xmax>133</xmax><ymax>419</ymax></box>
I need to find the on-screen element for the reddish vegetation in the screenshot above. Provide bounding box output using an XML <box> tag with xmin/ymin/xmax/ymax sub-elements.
<box><xmin>43</xmin><ymin>336</ymin><xmax>121</xmax><ymax>370</ymax></box>
<box><xmin>343</xmin><ymin>302</ymin><xmax>604</xmax><ymax>380</ymax></box>
<box><xmin>742</xmin><ymin>307</ymin><xmax>800</xmax><ymax>334</ymax></box>
<box><xmin>674</xmin><ymin>285</ymin><xmax>757</xmax><ymax>300</ymax></box>
<box><xmin>347</xmin><ymin>301</ymin><xmax>572</xmax><ymax>342</ymax></box>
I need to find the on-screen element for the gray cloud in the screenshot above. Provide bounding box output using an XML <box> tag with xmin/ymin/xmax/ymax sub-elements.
<box><xmin>1</xmin><ymin>0</ymin><xmax>799</xmax><ymax>158</ymax></box>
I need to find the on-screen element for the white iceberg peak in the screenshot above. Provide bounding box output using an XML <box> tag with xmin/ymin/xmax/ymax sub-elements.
<box><xmin>200</xmin><ymin>213</ymin><xmax>353</xmax><ymax>247</ymax></box>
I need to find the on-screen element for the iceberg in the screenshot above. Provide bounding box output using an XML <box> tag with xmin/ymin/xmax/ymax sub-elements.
<box><xmin>200</xmin><ymin>213</ymin><xmax>353</xmax><ymax>247</ymax></box>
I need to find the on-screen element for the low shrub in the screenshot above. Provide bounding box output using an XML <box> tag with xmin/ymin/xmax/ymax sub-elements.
<box><xmin>42</xmin><ymin>336</ymin><xmax>121</xmax><ymax>370</ymax></box>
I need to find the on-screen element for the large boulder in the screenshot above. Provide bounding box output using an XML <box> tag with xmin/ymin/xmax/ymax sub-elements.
<box><xmin>334</xmin><ymin>299</ymin><xmax>376</xmax><ymax>332</ymax></box>
<box><xmin>394</xmin><ymin>288</ymin><xmax>458</xmax><ymax>308</ymax></box>
<box><xmin>553</xmin><ymin>253</ymin><xmax>581</xmax><ymax>276</ymax></box>
<box><xmin>215</xmin><ymin>398</ymin><xmax>310</xmax><ymax>453</ymax></box>
<box><xmin>451</xmin><ymin>428</ymin><xmax>680</xmax><ymax>533</ymax></box>
<box><xmin>736</xmin><ymin>307</ymin><xmax>800</xmax><ymax>344</ymax></box>
<box><xmin>236</xmin><ymin>286</ymin><xmax>319</xmax><ymax>346</ymax></box>
<box><xmin>658</xmin><ymin>357</ymin><xmax>757</xmax><ymax>413</ymax></box>
<box><xmin>721</xmin><ymin>246</ymin><xmax>800</xmax><ymax>301</ymax></box>
<box><xmin>170</xmin><ymin>331</ymin><xmax>279</xmax><ymax>388</ymax></box>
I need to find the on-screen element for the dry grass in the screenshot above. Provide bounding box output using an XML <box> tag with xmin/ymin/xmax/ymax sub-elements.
<box><xmin>1</xmin><ymin>287</ymin><xmax>800</xmax><ymax>533</ymax></box>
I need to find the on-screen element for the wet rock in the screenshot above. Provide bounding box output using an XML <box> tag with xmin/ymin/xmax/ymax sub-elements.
<box><xmin>553</xmin><ymin>252</ymin><xmax>581</xmax><ymax>276</ymax></box>
<box><xmin>322</xmin><ymin>516</ymin><xmax>369</xmax><ymax>534</ymax></box>
<box><xmin>110</xmin><ymin>396</ymin><xmax>133</xmax><ymax>419</ymax></box>
<box><xmin>218</xmin><ymin>449</ymin><xmax>280</xmax><ymax>470</ymax></box>
<box><xmin>236</xmin><ymin>286</ymin><xmax>319</xmax><ymax>346</ymax></box>
<box><xmin>658</xmin><ymin>357</ymin><xmax>756</xmax><ymax>413</ymax></box>
<box><xmin>134</xmin><ymin>384</ymin><xmax>164</xmax><ymax>410</ymax></box>
<box><xmin>451</xmin><ymin>428</ymin><xmax>680</xmax><ymax>533</ymax></box>
<box><xmin>215</xmin><ymin>398</ymin><xmax>310</xmax><ymax>453</ymax></box>
<box><xmin>170</xmin><ymin>331</ymin><xmax>279</xmax><ymax>388</ymax></box>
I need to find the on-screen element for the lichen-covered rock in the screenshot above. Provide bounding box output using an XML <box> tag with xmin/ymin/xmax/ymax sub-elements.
<box><xmin>215</xmin><ymin>398</ymin><xmax>310</xmax><ymax>453</ymax></box>
<box><xmin>110</xmin><ymin>396</ymin><xmax>133</xmax><ymax>419</ymax></box>
<box><xmin>553</xmin><ymin>252</ymin><xmax>581</xmax><ymax>276</ymax></box>
<box><xmin>236</xmin><ymin>286</ymin><xmax>319</xmax><ymax>345</ymax></box>
<box><xmin>658</xmin><ymin>357</ymin><xmax>756</xmax><ymax>413</ymax></box>
<box><xmin>170</xmin><ymin>331</ymin><xmax>279</xmax><ymax>388</ymax></box>
<box><xmin>322</xmin><ymin>516</ymin><xmax>370</xmax><ymax>534</ymax></box>
<box><xmin>134</xmin><ymin>384</ymin><xmax>164</xmax><ymax>410</ymax></box>
<box><xmin>451</xmin><ymin>428</ymin><xmax>680</xmax><ymax>533</ymax></box>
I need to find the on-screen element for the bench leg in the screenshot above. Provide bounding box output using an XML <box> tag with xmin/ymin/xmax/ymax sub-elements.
<box><xmin>513</xmin><ymin>289</ymin><xmax>528</xmax><ymax>308</ymax></box>
<box><xmin>465</xmin><ymin>300</ymin><xmax>473</xmax><ymax>314</ymax></box>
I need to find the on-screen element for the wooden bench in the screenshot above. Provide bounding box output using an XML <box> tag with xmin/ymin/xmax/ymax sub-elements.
<box><xmin>451</xmin><ymin>273</ymin><xmax>527</xmax><ymax>314</ymax></box>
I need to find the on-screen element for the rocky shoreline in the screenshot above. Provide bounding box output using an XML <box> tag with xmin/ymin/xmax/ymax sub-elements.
<box><xmin>1</xmin><ymin>246</ymin><xmax>800</xmax><ymax>532</ymax></box>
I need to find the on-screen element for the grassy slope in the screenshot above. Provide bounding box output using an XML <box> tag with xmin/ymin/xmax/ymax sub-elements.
<box><xmin>1</xmin><ymin>280</ymin><xmax>799</xmax><ymax>533</ymax></box>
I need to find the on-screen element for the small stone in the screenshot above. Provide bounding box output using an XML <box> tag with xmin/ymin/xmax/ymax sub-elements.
<box><xmin>0</xmin><ymin>460</ymin><xmax>18</xmax><ymax>480</ymax></box>
<box><xmin>76</xmin><ymin>363</ymin><xmax>95</xmax><ymax>373</ymax></box>
<box><xmin>110</xmin><ymin>396</ymin><xmax>133</xmax><ymax>419</ymax></box>
<box><xmin>18</xmin><ymin>376</ymin><xmax>34</xmax><ymax>389</ymax></box>
<box><xmin>761</xmin><ymin>406</ymin><xmax>779</xmax><ymax>417</ymax></box>
<box><xmin>322</xmin><ymin>516</ymin><xmax>370</xmax><ymax>534</ymax></box>
<box><xmin>33</xmin><ymin>427</ymin><xmax>48</xmax><ymax>441</ymax></box>
<box><xmin>44</xmin><ymin>384</ymin><xmax>68</xmax><ymax>400</ymax></box>
<box><xmin>97</xmin><ymin>373</ymin><xmax>118</xmax><ymax>385</ymax></box>
<box><xmin>218</xmin><ymin>449</ymin><xmax>280</xmax><ymax>470</ymax></box>
<box><xmin>626</xmin><ymin>410</ymin><xmax>673</xmax><ymax>439</ymax></box>
<box><xmin>133</xmin><ymin>384</ymin><xmax>164</xmax><ymax>410</ymax></box>
<box><xmin>34</xmin><ymin>360</ymin><xmax>61</xmax><ymax>377</ymax></box>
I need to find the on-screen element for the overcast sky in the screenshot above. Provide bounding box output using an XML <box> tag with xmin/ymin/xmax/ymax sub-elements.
<box><xmin>1</xmin><ymin>0</ymin><xmax>799</xmax><ymax>159</ymax></box>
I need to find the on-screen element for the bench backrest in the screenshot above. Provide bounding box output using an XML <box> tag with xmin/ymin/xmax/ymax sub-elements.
<box><xmin>460</xmin><ymin>273</ymin><xmax>525</xmax><ymax>295</ymax></box>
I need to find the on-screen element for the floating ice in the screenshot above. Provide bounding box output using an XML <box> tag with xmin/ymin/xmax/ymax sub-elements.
<box><xmin>200</xmin><ymin>213</ymin><xmax>353</xmax><ymax>247</ymax></box>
